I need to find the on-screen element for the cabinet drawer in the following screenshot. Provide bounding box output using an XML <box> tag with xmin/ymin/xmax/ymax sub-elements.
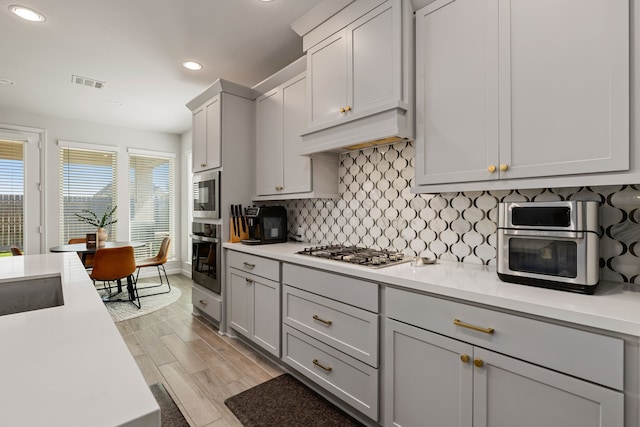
<box><xmin>282</xmin><ymin>324</ymin><xmax>378</xmax><ymax>420</ymax></box>
<box><xmin>283</xmin><ymin>263</ymin><xmax>378</xmax><ymax>312</ymax></box>
<box><xmin>283</xmin><ymin>285</ymin><xmax>378</xmax><ymax>367</ymax></box>
<box><xmin>385</xmin><ymin>287</ymin><xmax>624</xmax><ymax>390</ymax></box>
<box><xmin>227</xmin><ymin>250</ymin><xmax>279</xmax><ymax>282</ymax></box>
<box><xmin>192</xmin><ymin>285</ymin><xmax>222</xmax><ymax>322</ymax></box>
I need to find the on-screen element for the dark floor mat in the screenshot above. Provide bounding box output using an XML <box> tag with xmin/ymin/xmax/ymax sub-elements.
<box><xmin>149</xmin><ymin>382</ymin><xmax>190</xmax><ymax>427</ymax></box>
<box><xmin>224</xmin><ymin>373</ymin><xmax>365</xmax><ymax>427</ymax></box>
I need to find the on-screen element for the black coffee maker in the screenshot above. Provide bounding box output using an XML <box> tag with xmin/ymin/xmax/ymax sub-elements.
<box><xmin>242</xmin><ymin>206</ymin><xmax>288</xmax><ymax>245</ymax></box>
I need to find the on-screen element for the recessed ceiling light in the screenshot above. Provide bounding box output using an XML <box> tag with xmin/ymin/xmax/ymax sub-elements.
<box><xmin>9</xmin><ymin>5</ymin><xmax>46</xmax><ymax>22</ymax></box>
<box><xmin>182</xmin><ymin>61</ymin><xmax>202</xmax><ymax>71</ymax></box>
<box><xmin>0</xmin><ymin>78</ymin><xmax>16</xmax><ymax>85</ymax></box>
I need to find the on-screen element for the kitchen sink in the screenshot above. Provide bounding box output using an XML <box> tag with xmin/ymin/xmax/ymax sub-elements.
<box><xmin>0</xmin><ymin>274</ymin><xmax>64</xmax><ymax>316</ymax></box>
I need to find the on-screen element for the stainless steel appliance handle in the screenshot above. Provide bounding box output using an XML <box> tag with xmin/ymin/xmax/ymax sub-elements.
<box><xmin>501</xmin><ymin>229</ymin><xmax>584</xmax><ymax>239</ymax></box>
<box><xmin>190</xmin><ymin>234</ymin><xmax>220</xmax><ymax>243</ymax></box>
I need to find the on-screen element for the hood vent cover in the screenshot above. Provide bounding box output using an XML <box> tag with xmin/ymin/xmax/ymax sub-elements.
<box><xmin>71</xmin><ymin>75</ymin><xmax>105</xmax><ymax>89</ymax></box>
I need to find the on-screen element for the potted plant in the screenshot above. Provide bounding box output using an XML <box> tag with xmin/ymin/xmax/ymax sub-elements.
<box><xmin>75</xmin><ymin>206</ymin><xmax>118</xmax><ymax>246</ymax></box>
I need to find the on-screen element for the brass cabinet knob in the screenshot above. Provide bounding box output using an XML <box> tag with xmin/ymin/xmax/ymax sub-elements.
<box><xmin>275</xmin><ymin>186</ymin><xmax>283</xmax><ymax>191</ymax></box>
<box><xmin>339</xmin><ymin>107</ymin><xmax>346</xmax><ymax>113</ymax></box>
<box><xmin>460</xmin><ymin>354</ymin><xmax>470</xmax><ymax>364</ymax></box>
<box><xmin>200</xmin><ymin>163</ymin><xmax>206</xmax><ymax>168</ymax></box>
<box><xmin>345</xmin><ymin>105</ymin><xmax>352</xmax><ymax>112</ymax></box>
<box><xmin>473</xmin><ymin>358</ymin><xmax>484</xmax><ymax>368</ymax></box>
<box><xmin>499</xmin><ymin>164</ymin><xmax>509</xmax><ymax>172</ymax></box>
<box><xmin>199</xmin><ymin>299</ymin><xmax>208</xmax><ymax>306</ymax></box>
<box><xmin>245</xmin><ymin>278</ymin><xmax>254</xmax><ymax>284</ymax></box>
<box><xmin>487</xmin><ymin>165</ymin><xmax>496</xmax><ymax>173</ymax></box>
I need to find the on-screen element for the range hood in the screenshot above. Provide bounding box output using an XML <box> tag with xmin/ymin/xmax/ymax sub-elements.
<box><xmin>298</xmin><ymin>103</ymin><xmax>414</xmax><ymax>155</ymax></box>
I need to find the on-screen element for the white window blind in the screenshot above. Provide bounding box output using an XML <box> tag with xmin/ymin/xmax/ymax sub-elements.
<box><xmin>59</xmin><ymin>147</ymin><xmax>117</xmax><ymax>244</ymax></box>
<box><xmin>0</xmin><ymin>140</ymin><xmax>24</xmax><ymax>254</ymax></box>
<box><xmin>129</xmin><ymin>153</ymin><xmax>175</xmax><ymax>261</ymax></box>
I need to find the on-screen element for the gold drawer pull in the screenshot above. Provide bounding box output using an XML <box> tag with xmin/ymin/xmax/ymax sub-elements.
<box><xmin>243</xmin><ymin>262</ymin><xmax>255</xmax><ymax>269</ymax></box>
<box><xmin>245</xmin><ymin>278</ymin><xmax>254</xmax><ymax>284</ymax></box>
<box><xmin>453</xmin><ymin>318</ymin><xmax>494</xmax><ymax>335</ymax></box>
<box><xmin>474</xmin><ymin>358</ymin><xmax>484</xmax><ymax>368</ymax></box>
<box><xmin>313</xmin><ymin>359</ymin><xmax>332</xmax><ymax>372</ymax></box>
<box><xmin>312</xmin><ymin>315</ymin><xmax>333</xmax><ymax>326</ymax></box>
<box><xmin>460</xmin><ymin>354</ymin><xmax>470</xmax><ymax>364</ymax></box>
<box><xmin>199</xmin><ymin>299</ymin><xmax>208</xmax><ymax>306</ymax></box>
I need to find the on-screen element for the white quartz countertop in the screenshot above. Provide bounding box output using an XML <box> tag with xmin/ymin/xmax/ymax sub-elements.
<box><xmin>0</xmin><ymin>253</ymin><xmax>159</xmax><ymax>427</ymax></box>
<box><xmin>224</xmin><ymin>242</ymin><xmax>640</xmax><ymax>337</ymax></box>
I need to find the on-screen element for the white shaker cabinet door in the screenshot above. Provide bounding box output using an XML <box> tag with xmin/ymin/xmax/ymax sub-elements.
<box><xmin>473</xmin><ymin>348</ymin><xmax>624</xmax><ymax>427</ymax></box>
<box><xmin>385</xmin><ymin>318</ymin><xmax>473</xmax><ymax>427</ymax></box>
<box><xmin>251</xmin><ymin>276</ymin><xmax>280</xmax><ymax>357</ymax></box>
<box><xmin>255</xmin><ymin>89</ymin><xmax>283</xmax><ymax>196</ymax></box>
<box><xmin>204</xmin><ymin>96</ymin><xmax>221</xmax><ymax>170</ymax></box>
<box><xmin>228</xmin><ymin>270</ymin><xmax>251</xmax><ymax>337</ymax></box>
<box><xmin>415</xmin><ymin>0</ymin><xmax>499</xmax><ymax>185</ymax></box>
<box><xmin>307</xmin><ymin>31</ymin><xmax>348</xmax><ymax>129</ymax></box>
<box><xmin>281</xmin><ymin>74</ymin><xmax>311</xmax><ymax>194</ymax></box>
<box><xmin>192</xmin><ymin>106</ymin><xmax>207</xmax><ymax>172</ymax></box>
<box><xmin>499</xmin><ymin>0</ymin><xmax>629</xmax><ymax>179</ymax></box>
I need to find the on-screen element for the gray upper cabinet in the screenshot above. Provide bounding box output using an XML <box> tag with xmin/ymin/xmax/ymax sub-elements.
<box><xmin>414</xmin><ymin>0</ymin><xmax>630</xmax><ymax>192</ymax></box>
<box><xmin>292</xmin><ymin>0</ymin><xmax>415</xmax><ymax>154</ymax></box>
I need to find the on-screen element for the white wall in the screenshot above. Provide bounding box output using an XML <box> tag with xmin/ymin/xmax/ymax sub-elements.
<box><xmin>0</xmin><ymin>106</ymin><xmax>184</xmax><ymax>266</ymax></box>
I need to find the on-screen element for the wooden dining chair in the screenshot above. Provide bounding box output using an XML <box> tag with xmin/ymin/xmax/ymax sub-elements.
<box><xmin>68</xmin><ymin>238</ymin><xmax>94</xmax><ymax>268</ymax></box>
<box><xmin>135</xmin><ymin>237</ymin><xmax>171</xmax><ymax>296</ymax></box>
<box><xmin>90</xmin><ymin>246</ymin><xmax>140</xmax><ymax>308</ymax></box>
<box><xmin>10</xmin><ymin>246</ymin><xmax>23</xmax><ymax>256</ymax></box>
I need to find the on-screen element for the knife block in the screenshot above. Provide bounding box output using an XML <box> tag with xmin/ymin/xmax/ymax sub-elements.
<box><xmin>229</xmin><ymin>217</ymin><xmax>249</xmax><ymax>243</ymax></box>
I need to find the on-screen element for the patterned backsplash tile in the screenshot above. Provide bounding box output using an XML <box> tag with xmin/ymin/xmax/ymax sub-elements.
<box><xmin>281</xmin><ymin>141</ymin><xmax>640</xmax><ymax>285</ymax></box>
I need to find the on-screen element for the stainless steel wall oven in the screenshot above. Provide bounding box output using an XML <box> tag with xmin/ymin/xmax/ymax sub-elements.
<box><xmin>191</xmin><ymin>222</ymin><xmax>221</xmax><ymax>294</ymax></box>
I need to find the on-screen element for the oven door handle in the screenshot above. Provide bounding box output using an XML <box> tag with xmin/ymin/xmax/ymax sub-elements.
<box><xmin>191</xmin><ymin>234</ymin><xmax>220</xmax><ymax>243</ymax></box>
<box><xmin>502</xmin><ymin>229</ymin><xmax>584</xmax><ymax>239</ymax></box>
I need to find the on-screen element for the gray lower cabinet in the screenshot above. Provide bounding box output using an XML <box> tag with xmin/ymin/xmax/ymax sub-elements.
<box><xmin>227</xmin><ymin>251</ymin><xmax>280</xmax><ymax>357</ymax></box>
<box><xmin>281</xmin><ymin>263</ymin><xmax>380</xmax><ymax>421</ymax></box>
<box><xmin>384</xmin><ymin>288</ymin><xmax>624</xmax><ymax>427</ymax></box>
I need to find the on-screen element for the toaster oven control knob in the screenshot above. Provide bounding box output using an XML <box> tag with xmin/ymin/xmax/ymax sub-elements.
<box><xmin>460</xmin><ymin>354</ymin><xmax>470</xmax><ymax>364</ymax></box>
<box><xmin>473</xmin><ymin>358</ymin><xmax>484</xmax><ymax>368</ymax></box>
<box><xmin>487</xmin><ymin>165</ymin><xmax>496</xmax><ymax>173</ymax></box>
<box><xmin>499</xmin><ymin>164</ymin><xmax>509</xmax><ymax>172</ymax></box>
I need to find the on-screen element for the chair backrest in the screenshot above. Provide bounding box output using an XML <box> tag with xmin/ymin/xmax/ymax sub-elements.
<box><xmin>68</xmin><ymin>238</ymin><xmax>86</xmax><ymax>244</ymax></box>
<box><xmin>157</xmin><ymin>237</ymin><xmax>171</xmax><ymax>263</ymax></box>
<box><xmin>10</xmin><ymin>246</ymin><xmax>23</xmax><ymax>256</ymax></box>
<box><xmin>90</xmin><ymin>246</ymin><xmax>136</xmax><ymax>281</ymax></box>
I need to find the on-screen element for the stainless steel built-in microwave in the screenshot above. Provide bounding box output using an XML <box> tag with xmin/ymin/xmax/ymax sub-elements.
<box><xmin>497</xmin><ymin>201</ymin><xmax>600</xmax><ymax>294</ymax></box>
<box><xmin>193</xmin><ymin>170</ymin><xmax>220</xmax><ymax>219</ymax></box>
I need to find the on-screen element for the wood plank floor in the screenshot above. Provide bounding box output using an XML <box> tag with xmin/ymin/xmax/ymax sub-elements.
<box><xmin>116</xmin><ymin>274</ymin><xmax>283</xmax><ymax>427</ymax></box>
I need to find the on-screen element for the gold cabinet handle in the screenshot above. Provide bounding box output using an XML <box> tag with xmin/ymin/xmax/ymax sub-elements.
<box><xmin>312</xmin><ymin>358</ymin><xmax>332</xmax><ymax>372</ymax></box>
<box><xmin>245</xmin><ymin>278</ymin><xmax>253</xmax><ymax>284</ymax></box>
<box><xmin>339</xmin><ymin>107</ymin><xmax>345</xmax><ymax>113</ymax></box>
<box><xmin>200</xmin><ymin>163</ymin><xmax>206</xmax><ymax>167</ymax></box>
<box><xmin>487</xmin><ymin>165</ymin><xmax>496</xmax><ymax>173</ymax></box>
<box><xmin>460</xmin><ymin>354</ymin><xmax>470</xmax><ymax>364</ymax></box>
<box><xmin>474</xmin><ymin>358</ymin><xmax>484</xmax><ymax>368</ymax></box>
<box><xmin>312</xmin><ymin>315</ymin><xmax>333</xmax><ymax>326</ymax></box>
<box><xmin>499</xmin><ymin>164</ymin><xmax>509</xmax><ymax>172</ymax></box>
<box><xmin>243</xmin><ymin>262</ymin><xmax>255</xmax><ymax>269</ymax></box>
<box><xmin>345</xmin><ymin>105</ymin><xmax>352</xmax><ymax>112</ymax></box>
<box><xmin>199</xmin><ymin>299</ymin><xmax>208</xmax><ymax>306</ymax></box>
<box><xmin>453</xmin><ymin>319</ymin><xmax>494</xmax><ymax>334</ymax></box>
<box><xmin>275</xmin><ymin>185</ymin><xmax>283</xmax><ymax>191</ymax></box>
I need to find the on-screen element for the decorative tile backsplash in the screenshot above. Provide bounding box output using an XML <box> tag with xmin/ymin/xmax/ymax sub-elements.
<box><xmin>282</xmin><ymin>141</ymin><xmax>640</xmax><ymax>285</ymax></box>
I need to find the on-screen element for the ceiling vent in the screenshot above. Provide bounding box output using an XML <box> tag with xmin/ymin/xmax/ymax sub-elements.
<box><xmin>71</xmin><ymin>75</ymin><xmax>105</xmax><ymax>89</ymax></box>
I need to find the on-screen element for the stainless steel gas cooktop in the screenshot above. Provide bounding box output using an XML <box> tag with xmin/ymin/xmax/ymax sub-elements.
<box><xmin>296</xmin><ymin>245</ymin><xmax>410</xmax><ymax>268</ymax></box>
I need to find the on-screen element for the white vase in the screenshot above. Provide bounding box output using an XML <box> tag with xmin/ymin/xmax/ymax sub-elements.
<box><xmin>97</xmin><ymin>227</ymin><xmax>107</xmax><ymax>247</ymax></box>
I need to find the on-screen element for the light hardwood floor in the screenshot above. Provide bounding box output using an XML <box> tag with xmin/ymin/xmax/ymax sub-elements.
<box><xmin>116</xmin><ymin>274</ymin><xmax>283</xmax><ymax>427</ymax></box>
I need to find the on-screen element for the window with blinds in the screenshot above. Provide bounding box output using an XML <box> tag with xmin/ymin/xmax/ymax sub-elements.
<box><xmin>129</xmin><ymin>153</ymin><xmax>175</xmax><ymax>261</ymax></box>
<box><xmin>0</xmin><ymin>140</ymin><xmax>24</xmax><ymax>254</ymax></box>
<box><xmin>59</xmin><ymin>147</ymin><xmax>117</xmax><ymax>245</ymax></box>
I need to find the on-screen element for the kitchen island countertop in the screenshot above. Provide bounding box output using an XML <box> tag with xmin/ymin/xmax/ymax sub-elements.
<box><xmin>0</xmin><ymin>253</ymin><xmax>159</xmax><ymax>427</ymax></box>
<box><xmin>224</xmin><ymin>242</ymin><xmax>640</xmax><ymax>337</ymax></box>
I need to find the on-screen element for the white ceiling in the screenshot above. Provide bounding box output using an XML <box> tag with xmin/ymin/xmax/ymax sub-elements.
<box><xmin>0</xmin><ymin>0</ymin><xmax>322</xmax><ymax>135</ymax></box>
